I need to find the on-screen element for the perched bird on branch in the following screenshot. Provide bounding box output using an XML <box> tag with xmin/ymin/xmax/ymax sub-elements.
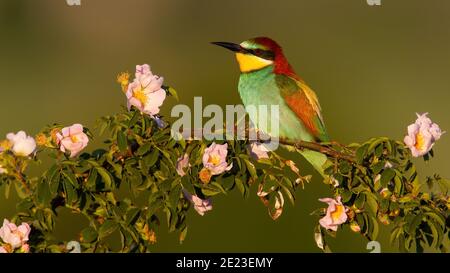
<box><xmin>212</xmin><ymin>37</ymin><xmax>329</xmax><ymax>176</ymax></box>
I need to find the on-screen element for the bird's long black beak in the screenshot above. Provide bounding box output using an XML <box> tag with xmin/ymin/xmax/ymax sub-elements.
<box><xmin>211</xmin><ymin>42</ymin><xmax>245</xmax><ymax>53</ymax></box>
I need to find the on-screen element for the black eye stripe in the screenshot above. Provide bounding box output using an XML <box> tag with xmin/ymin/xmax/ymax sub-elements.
<box><xmin>248</xmin><ymin>49</ymin><xmax>275</xmax><ymax>60</ymax></box>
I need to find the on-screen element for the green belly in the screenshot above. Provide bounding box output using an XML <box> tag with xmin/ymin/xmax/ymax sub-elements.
<box><xmin>238</xmin><ymin>66</ymin><xmax>314</xmax><ymax>142</ymax></box>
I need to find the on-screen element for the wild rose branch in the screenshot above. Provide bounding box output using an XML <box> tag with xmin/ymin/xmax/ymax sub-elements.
<box><xmin>0</xmin><ymin>64</ymin><xmax>448</xmax><ymax>253</ymax></box>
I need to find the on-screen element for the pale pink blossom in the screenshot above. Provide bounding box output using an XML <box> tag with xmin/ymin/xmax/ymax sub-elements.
<box><xmin>176</xmin><ymin>154</ymin><xmax>190</xmax><ymax>177</ymax></box>
<box><xmin>318</xmin><ymin>196</ymin><xmax>348</xmax><ymax>231</ymax></box>
<box><xmin>182</xmin><ymin>189</ymin><xmax>213</xmax><ymax>216</ymax></box>
<box><xmin>0</xmin><ymin>246</ymin><xmax>7</xmax><ymax>253</ymax></box>
<box><xmin>202</xmin><ymin>142</ymin><xmax>232</xmax><ymax>175</ymax></box>
<box><xmin>404</xmin><ymin>113</ymin><xmax>444</xmax><ymax>157</ymax></box>
<box><xmin>126</xmin><ymin>64</ymin><xmax>166</xmax><ymax>116</ymax></box>
<box><xmin>6</xmin><ymin>131</ymin><xmax>36</xmax><ymax>157</ymax></box>
<box><xmin>56</xmin><ymin>124</ymin><xmax>89</xmax><ymax>158</ymax></box>
<box><xmin>248</xmin><ymin>142</ymin><xmax>269</xmax><ymax>160</ymax></box>
<box><xmin>0</xmin><ymin>219</ymin><xmax>31</xmax><ymax>249</ymax></box>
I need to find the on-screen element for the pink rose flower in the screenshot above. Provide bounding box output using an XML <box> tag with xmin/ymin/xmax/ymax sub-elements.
<box><xmin>248</xmin><ymin>142</ymin><xmax>269</xmax><ymax>160</ymax></box>
<box><xmin>6</xmin><ymin>131</ymin><xmax>36</xmax><ymax>157</ymax></box>
<box><xmin>202</xmin><ymin>142</ymin><xmax>233</xmax><ymax>175</ymax></box>
<box><xmin>126</xmin><ymin>64</ymin><xmax>166</xmax><ymax>116</ymax></box>
<box><xmin>182</xmin><ymin>189</ymin><xmax>213</xmax><ymax>216</ymax></box>
<box><xmin>318</xmin><ymin>196</ymin><xmax>348</xmax><ymax>231</ymax></box>
<box><xmin>0</xmin><ymin>246</ymin><xmax>7</xmax><ymax>253</ymax></box>
<box><xmin>404</xmin><ymin>113</ymin><xmax>445</xmax><ymax>157</ymax></box>
<box><xmin>56</xmin><ymin>124</ymin><xmax>89</xmax><ymax>158</ymax></box>
<box><xmin>176</xmin><ymin>154</ymin><xmax>190</xmax><ymax>177</ymax></box>
<box><xmin>0</xmin><ymin>219</ymin><xmax>31</xmax><ymax>249</ymax></box>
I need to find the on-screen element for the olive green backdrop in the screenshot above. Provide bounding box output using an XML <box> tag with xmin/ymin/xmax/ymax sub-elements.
<box><xmin>0</xmin><ymin>0</ymin><xmax>448</xmax><ymax>252</ymax></box>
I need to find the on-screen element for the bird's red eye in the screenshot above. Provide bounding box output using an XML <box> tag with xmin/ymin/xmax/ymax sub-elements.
<box><xmin>254</xmin><ymin>49</ymin><xmax>263</xmax><ymax>55</ymax></box>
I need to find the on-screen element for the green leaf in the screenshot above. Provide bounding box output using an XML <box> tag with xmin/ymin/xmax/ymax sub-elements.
<box><xmin>125</xmin><ymin>208</ymin><xmax>141</xmax><ymax>226</ymax></box>
<box><xmin>424</xmin><ymin>212</ymin><xmax>446</xmax><ymax>229</ymax></box>
<box><xmin>168</xmin><ymin>185</ymin><xmax>182</xmax><ymax>208</ymax></box>
<box><xmin>62</xmin><ymin>170</ymin><xmax>78</xmax><ymax>189</ymax></box>
<box><xmin>49</xmin><ymin>171</ymin><xmax>61</xmax><ymax>195</ymax></box>
<box><xmin>63</xmin><ymin>180</ymin><xmax>77</xmax><ymax>204</ymax></box>
<box><xmin>37</xmin><ymin>179</ymin><xmax>52</xmax><ymax>206</ymax></box>
<box><xmin>363</xmin><ymin>192</ymin><xmax>378</xmax><ymax>216</ymax></box>
<box><xmin>4</xmin><ymin>182</ymin><xmax>11</xmax><ymax>199</ymax></box>
<box><xmin>99</xmin><ymin>220</ymin><xmax>119</xmax><ymax>239</ymax></box>
<box><xmin>136</xmin><ymin>142</ymin><xmax>152</xmax><ymax>156</ymax></box>
<box><xmin>143</xmin><ymin>149</ymin><xmax>159</xmax><ymax>167</ymax></box>
<box><xmin>14</xmin><ymin>180</ymin><xmax>29</xmax><ymax>199</ymax></box>
<box><xmin>371</xmin><ymin>161</ymin><xmax>385</xmax><ymax>175</ymax></box>
<box><xmin>408</xmin><ymin>214</ymin><xmax>423</xmax><ymax>235</ymax></box>
<box><xmin>201</xmin><ymin>187</ymin><xmax>221</xmax><ymax>196</ymax></box>
<box><xmin>117</xmin><ymin>131</ymin><xmax>128</xmax><ymax>152</ymax></box>
<box><xmin>243</xmin><ymin>159</ymin><xmax>257</xmax><ymax>180</ymax></box>
<box><xmin>181</xmin><ymin>176</ymin><xmax>195</xmax><ymax>194</ymax></box>
<box><xmin>354</xmin><ymin>194</ymin><xmax>366</xmax><ymax>209</ymax></box>
<box><xmin>380</xmin><ymin>168</ymin><xmax>395</xmax><ymax>187</ymax></box>
<box><xmin>128</xmin><ymin>110</ymin><xmax>141</xmax><ymax>127</ymax></box>
<box><xmin>81</xmin><ymin>227</ymin><xmax>98</xmax><ymax>243</ymax></box>
<box><xmin>340</xmin><ymin>190</ymin><xmax>353</xmax><ymax>203</ymax></box>
<box><xmin>179</xmin><ymin>226</ymin><xmax>188</xmax><ymax>244</ymax></box>
<box><xmin>370</xmin><ymin>216</ymin><xmax>379</xmax><ymax>240</ymax></box>
<box><xmin>235</xmin><ymin>177</ymin><xmax>246</xmax><ymax>196</ymax></box>
<box><xmin>96</xmin><ymin>167</ymin><xmax>114</xmax><ymax>189</ymax></box>
<box><xmin>86</xmin><ymin>168</ymin><xmax>98</xmax><ymax>189</ymax></box>
<box><xmin>356</xmin><ymin>144</ymin><xmax>368</xmax><ymax>164</ymax></box>
<box><xmin>167</xmin><ymin>86</ymin><xmax>179</xmax><ymax>101</ymax></box>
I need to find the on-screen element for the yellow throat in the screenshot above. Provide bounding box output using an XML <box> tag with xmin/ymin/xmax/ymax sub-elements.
<box><xmin>235</xmin><ymin>53</ymin><xmax>273</xmax><ymax>73</ymax></box>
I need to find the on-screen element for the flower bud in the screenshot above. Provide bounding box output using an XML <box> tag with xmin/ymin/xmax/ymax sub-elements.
<box><xmin>350</xmin><ymin>222</ymin><xmax>361</xmax><ymax>233</ymax></box>
<box><xmin>35</xmin><ymin>133</ymin><xmax>48</xmax><ymax>146</ymax></box>
<box><xmin>199</xmin><ymin>168</ymin><xmax>212</xmax><ymax>184</ymax></box>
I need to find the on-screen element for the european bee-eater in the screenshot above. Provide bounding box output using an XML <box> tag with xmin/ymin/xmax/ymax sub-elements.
<box><xmin>212</xmin><ymin>37</ymin><xmax>329</xmax><ymax>175</ymax></box>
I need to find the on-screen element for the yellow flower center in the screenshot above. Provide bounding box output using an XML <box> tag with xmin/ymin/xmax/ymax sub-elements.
<box><xmin>414</xmin><ymin>132</ymin><xmax>425</xmax><ymax>151</ymax></box>
<box><xmin>208</xmin><ymin>155</ymin><xmax>221</xmax><ymax>166</ymax></box>
<box><xmin>133</xmin><ymin>87</ymin><xmax>148</xmax><ymax>105</ymax></box>
<box><xmin>331</xmin><ymin>204</ymin><xmax>345</xmax><ymax>222</ymax></box>
<box><xmin>71</xmin><ymin>135</ymin><xmax>79</xmax><ymax>143</ymax></box>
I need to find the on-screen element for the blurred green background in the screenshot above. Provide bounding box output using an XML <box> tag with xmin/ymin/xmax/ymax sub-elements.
<box><xmin>0</xmin><ymin>0</ymin><xmax>449</xmax><ymax>252</ymax></box>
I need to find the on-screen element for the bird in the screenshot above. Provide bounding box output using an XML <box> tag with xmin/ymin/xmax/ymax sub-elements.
<box><xmin>212</xmin><ymin>37</ymin><xmax>329</xmax><ymax>176</ymax></box>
